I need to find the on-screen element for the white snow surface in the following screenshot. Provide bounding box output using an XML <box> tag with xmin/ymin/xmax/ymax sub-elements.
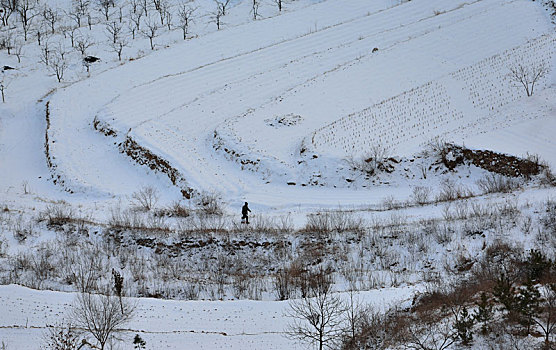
<box><xmin>1</xmin><ymin>0</ymin><xmax>556</xmax><ymax>348</ymax></box>
<box><xmin>39</xmin><ymin>0</ymin><xmax>556</xmax><ymax>209</ymax></box>
<box><xmin>0</xmin><ymin>284</ymin><xmax>418</xmax><ymax>350</ymax></box>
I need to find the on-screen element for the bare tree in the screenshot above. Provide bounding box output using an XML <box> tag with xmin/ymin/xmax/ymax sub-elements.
<box><xmin>0</xmin><ymin>72</ymin><xmax>13</xmax><ymax>103</ymax></box>
<box><xmin>209</xmin><ymin>4</ymin><xmax>223</xmax><ymax>31</ymax></box>
<box><xmin>75</xmin><ymin>33</ymin><xmax>94</xmax><ymax>55</ymax></box>
<box><xmin>12</xmin><ymin>37</ymin><xmax>23</xmax><ymax>62</ymax></box>
<box><xmin>343</xmin><ymin>291</ymin><xmax>366</xmax><ymax>348</ymax></box>
<box><xmin>111</xmin><ymin>34</ymin><xmax>127</xmax><ymax>60</ymax></box>
<box><xmin>131</xmin><ymin>185</ymin><xmax>159</xmax><ymax>211</ymax></box>
<box><xmin>96</xmin><ymin>0</ymin><xmax>112</xmax><ymax>21</ymax></box>
<box><xmin>129</xmin><ymin>9</ymin><xmax>143</xmax><ymax>38</ymax></box>
<box><xmin>509</xmin><ymin>61</ymin><xmax>549</xmax><ymax>97</ymax></box>
<box><xmin>129</xmin><ymin>0</ymin><xmax>140</xmax><ymax>14</ymax></box>
<box><xmin>251</xmin><ymin>0</ymin><xmax>260</xmax><ymax>20</ymax></box>
<box><xmin>215</xmin><ymin>0</ymin><xmax>231</xmax><ymax>16</ymax></box>
<box><xmin>177</xmin><ymin>4</ymin><xmax>195</xmax><ymax>40</ymax></box>
<box><xmin>65</xmin><ymin>25</ymin><xmax>79</xmax><ymax>47</ymax></box>
<box><xmin>116</xmin><ymin>3</ymin><xmax>124</xmax><ymax>23</ymax></box>
<box><xmin>140</xmin><ymin>0</ymin><xmax>149</xmax><ymax>16</ymax></box>
<box><xmin>0</xmin><ymin>27</ymin><xmax>14</xmax><ymax>54</ymax></box>
<box><xmin>69</xmin><ymin>0</ymin><xmax>91</xmax><ymax>28</ymax></box>
<box><xmin>155</xmin><ymin>0</ymin><xmax>169</xmax><ymax>26</ymax></box>
<box><xmin>273</xmin><ymin>0</ymin><xmax>287</xmax><ymax>12</ymax></box>
<box><xmin>71</xmin><ymin>292</ymin><xmax>134</xmax><ymax>350</ymax></box>
<box><xmin>39</xmin><ymin>36</ymin><xmax>52</xmax><ymax>66</ymax></box>
<box><xmin>164</xmin><ymin>4</ymin><xmax>172</xmax><ymax>30</ymax></box>
<box><xmin>151</xmin><ymin>0</ymin><xmax>161</xmax><ymax>12</ymax></box>
<box><xmin>49</xmin><ymin>48</ymin><xmax>68</xmax><ymax>82</ymax></box>
<box><xmin>141</xmin><ymin>14</ymin><xmax>158</xmax><ymax>50</ymax></box>
<box><xmin>54</xmin><ymin>39</ymin><xmax>70</xmax><ymax>61</ymax></box>
<box><xmin>17</xmin><ymin>0</ymin><xmax>38</xmax><ymax>41</ymax></box>
<box><xmin>105</xmin><ymin>20</ymin><xmax>122</xmax><ymax>44</ymax></box>
<box><xmin>286</xmin><ymin>282</ymin><xmax>345</xmax><ymax>350</ymax></box>
<box><xmin>1</xmin><ymin>0</ymin><xmax>18</xmax><ymax>26</ymax></box>
<box><xmin>42</xmin><ymin>5</ymin><xmax>59</xmax><ymax>34</ymax></box>
<box><xmin>534</xmin><ymin>284</ymin><xmax>556</xmax><ymax>347</ymax></box>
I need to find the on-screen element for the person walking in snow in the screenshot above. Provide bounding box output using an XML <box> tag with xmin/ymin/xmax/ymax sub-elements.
<box><xmin>241</xmin><ymin>202</ymin><xmax>251</xmax><ymax>224</ymax></box>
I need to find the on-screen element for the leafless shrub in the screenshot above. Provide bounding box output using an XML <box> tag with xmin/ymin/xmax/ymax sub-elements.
<box><xmin>183</xmin><ymin>282</ymin><xmax>200</xmax><ymax>300</ymax></box>
<box><xmin>485</xmin><ymin>321</ymin><xmax>537</xmax><ymax>350</ymax></box>
<box><xmin>477</xmin><ymin>174</ymin><xmax>521</xmax><ymax>194</ymax></box>
<box><xmin>145</xmin><ymin>213</ymin><xmax>169</xmax><ymax>233</ymax></box>
<box><xmin>11</xmin><ymin>215</ymin><xmax>35</xmax><ymax>243</ymax></box>
<box><xmin>348</xmin><ymin>145</ymin><xmax>390</xmax><ymax>176</ymax></box>
<box><xmin>189</xmin><ymin>213</ymin><xmax>228</xmax><ymax>233</ymax></box>
<box><xmin>232</xmin><ymin>272</ymin><xmax>252</xmax><ymax>299</ymax></box>
<box><xmin>342</xmin><ymin>302</ymin><xmax>388</xmax><ymax>350</ymax></box>
<box><xmin>42</xmin><ymin>322</ymin><xmax>81</xmax><ymax>350</ymax></box>
<box><xmin>274</xmin><ymin>268</ymin><xmax>294</xmax><ymax>301</ymax></box>
<box><xmin>195</xmin><ymin>191</ymin><xmax>224</xmax><ymax>216</ymax></box>
<box><xmin>435</xmin><ymin>179</ymin><xmax>473</xmax><ymax>202</ymax></box>
<box><xmin>428</xmin><ymin>139</ymin><xmax>453</xmax><ymax>165</ymax></box>
<box><xmin>305</xmin><ymin>210</ymin><xmax>363</xmax><ymax>234</ymax></box>
<box><xmin>131</xmin><ymin>186</ymin><xmax>159</xmax><ymax>211</ymax></box>
<box><xmin>305</xmin><ymin>212</ymin><xmax>331</xmax><ymax>233</ymax></box>
<box><xmin>381</xmin><ymin>195</ymin><xmax>404</xmax><ymax>210</ymax></box>
<box><xmin>41</xmin><ymin>203</ymin><xmax>74</xmax><ymax>227</ymax></box>
<box><xmin>70</xmin><ymin>250</ymin><xmax>104</xmax><ymax>293</ymax></box>
<box><xmin>240</xmin><ymin>214</ymin><xmax>293</xmax><ymax>235</ymax></box>
<box><xmin>163</xmin><ymin>201</ymin><xmax>190</xmax><ymax>218</ymax></box>
<box><xmin>539</xmin><ymin>161</ymin><xmax>556</xmax><ymax>186</ymax></box>
<box><xmin>433</xmin><ymin>224</ymin><xmax>453</xmax><ymax>245</ymax></box>
<box><xmin>411</xmin><ymin>186</ymin><xmax>431</xmax><ymax>205</ymax></box>
<box><xmin>396</xmin><ymin>308</ymin><xmax>457</xmax><ymax>350</ymax></box>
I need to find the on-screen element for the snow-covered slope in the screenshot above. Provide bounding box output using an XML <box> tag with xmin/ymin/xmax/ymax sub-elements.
<box><xmin>0</xmin><ymin>284</ymin><xmax>416</xmax><ymax>350</ymax></box>
<box><xmin>44</xmin><ymin>0</ymin><xmax>555</xmax><ymax>205</ymax></box>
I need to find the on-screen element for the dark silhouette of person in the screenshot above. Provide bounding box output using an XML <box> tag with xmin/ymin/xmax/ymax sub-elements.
<box><xmin>241</xmin><ymin>202</ymin><xmax>251</xmax><ymax>224</ymax></box>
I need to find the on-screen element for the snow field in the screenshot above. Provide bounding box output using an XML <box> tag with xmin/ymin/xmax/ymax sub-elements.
<box><xmin>50</xmin><ymin>0</ymin><xmax>553</xmax><ymax>201</ymax></box>
<box><xmin>0</xmin><ymin>284</ymin><xmax>417</xmax><ymax>350</ymax></box>
<box><xmin>213</xmin><ymin>0</ymin><xmax>554</xmax><ymax>183</ymax></box>
<box><xmin>309</xmin><ymin>33</ymin><xmax>556</xmax><ymax>159</ymax></box>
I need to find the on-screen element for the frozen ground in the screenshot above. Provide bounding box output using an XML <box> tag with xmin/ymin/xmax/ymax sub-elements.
<box><xmin>48</xmin><ymin>0</ymin><xmax>556</xmax><ymax>206</ymax></box>
<box><xmin>0</xmin><ymin>284</ymin><xmax>418</xmax><ymax>350</ymax></box>
<box><xmin>1</xmin><ymin>0</ymin><xmax>556</xmax><ymax>348</ymax></box>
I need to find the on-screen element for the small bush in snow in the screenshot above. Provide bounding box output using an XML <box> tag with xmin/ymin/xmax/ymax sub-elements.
<box><xmin>476</xmin><ymin>174</ymin><xmax>521</xmax><ymax>194</ymax></box>
<box><xmin>304</xmin><ymin>210</ymin><xmax>363</xmax><ymax>234</ymax></box>
<box><xmin>40</xmin><ymin>203</ymin><xmax>75</xmax><ymax>227</ymax></box>
<box><xmin>131</xmin><ymin>186</ymin><xmax>159</xmax><ymax>211</ymax></box>
<box><xmin>435</xmin><ymin>179</ymin><xmax>473</xmax><ymax>202</ymax></box>
<box><xmin>42</xmin><ymin>323</ymin><xmax>81</xmax><ymax>350</ymax></box>
<box><xmin>195</xmin><ymin>190</ymin><xmax>224</xmax><ymax>216</ymax></box>
<box><xmin>411</xmin><ymin>186</ymin><xmax>432</xmax><ymax>205</ymax></box>
<box><xmin>347</xmin><ymin>145</ymin><xmax>390</xmax><ymax>176</ymax></box>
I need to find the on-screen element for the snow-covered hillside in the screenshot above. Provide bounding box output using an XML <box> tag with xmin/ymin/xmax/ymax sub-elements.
<box><xmin>46</xmin><ymin>0</ymin><xmax>555</xmax><ymax>204</ymax></box>
<box><xmin>1</xmin><ymin>0</ymin><xmax>556</xmax><ymax>349</ymax></box>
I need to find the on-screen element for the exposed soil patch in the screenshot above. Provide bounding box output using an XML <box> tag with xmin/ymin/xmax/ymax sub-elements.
<box><xmin>440</xmin><ymin>144</ymin><xmax>544</xmax><ymax>177</ymax></box>
<box><xmin>120</xmin><ymin>135</ymin><xmax>193</xmax><ymax>199</ymax></box>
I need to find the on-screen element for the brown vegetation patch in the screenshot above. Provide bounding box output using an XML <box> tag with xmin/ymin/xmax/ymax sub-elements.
<box><xmin>440</xmin><ymin>144</ymin><xmax>544</xmax><ymax>177</ymax></box>
<box><xmin>120</xmin><ymin>135</ymin><xmax>193</xmax><ymax>199</ymax></box>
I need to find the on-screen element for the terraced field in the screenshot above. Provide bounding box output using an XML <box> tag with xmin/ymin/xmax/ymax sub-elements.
<box><xmin>47</xmin><ymin>0</ymin><xmax>555</xmax><ymax>202</ymax></box>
